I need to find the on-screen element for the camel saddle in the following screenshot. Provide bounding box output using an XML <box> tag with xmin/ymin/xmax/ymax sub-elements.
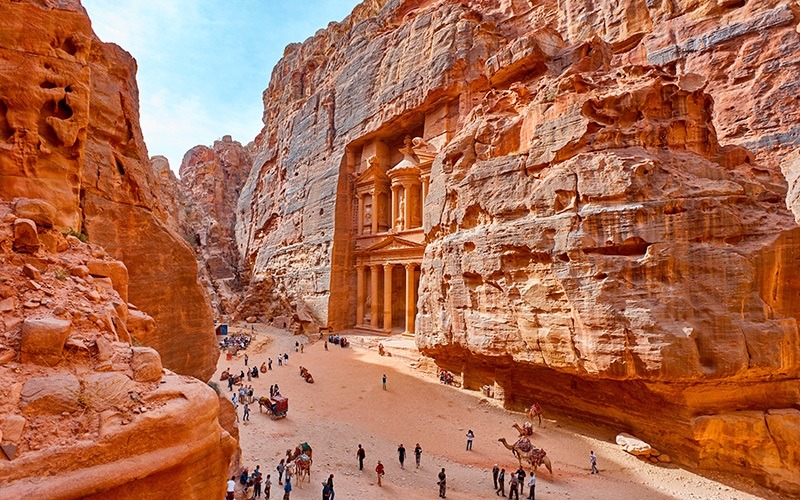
<box><xmin>515</xmin><ymin>437</ymin><xmax>533</xmax><ymax>453</ymax></box>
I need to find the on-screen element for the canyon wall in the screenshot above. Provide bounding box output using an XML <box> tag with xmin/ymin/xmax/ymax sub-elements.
<box><xmin>179</xmin><ymin>137</ymin><xmax>252</xmax><ymax>320</ymax></box>
<box><xmin>239</xmin><ymin>0</ymin><xmax>800</xmax><ymax>493</ymax></box>
<box><xmin>0</xmin><ymin>0</ymin><xmax>218</xmax><ymax>381</ymax></box>
<box><xmin>0</xmin><ymin>200</ymin><xmax>236</xmax><ymax>499</ymax></box>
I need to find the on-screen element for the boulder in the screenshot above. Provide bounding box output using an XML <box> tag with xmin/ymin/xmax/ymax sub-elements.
<box><xmin>20</xmin><ymin>375</ymin><xmax>81</xmax><ymax>415</ymax></box>
<box><xmin>69</xmin><ymin>265</ymin><xmax>89</xmax><ymax>278</ymax></box>
<box><xmin>12</xmin><ymin>198</ymin><xmax>57</xmax><ymax>228</ymax></box>
<box><xmin>616</xmin><ymin>433</ymin><xmax>653</xmax><ymax>456</ymax></box>
<box><xmin>95</xmin><ymin>335</ymin><xmax>114</xmax><ymax>362</ymax></box>
<box><xmin>130</xmin><ymin>346</ymin><xmax>163</xmax><ymax>382</ymax></box>
<box><xmin>1</xmin><ymin>414</ymin><xmax>26</xmax><ymax>443</ymax></box>
<box><xmin>12</xmin><ymin>219</ymin><xmax>39</xmax><ymax>253</ymax></box>
<box><xmin>86</xmin><ymin>259</ymin><xmax>129</xmax><ymax>302</ymax></box>
<box><xmin>22</xmin><ymin>264</ymin><xmax>41</xmax><ymax>281</ymax></box>
<box><xmin>20</xmin><ymin>316</ymin><xmax>71</xmax><ymax>365</ymax></box>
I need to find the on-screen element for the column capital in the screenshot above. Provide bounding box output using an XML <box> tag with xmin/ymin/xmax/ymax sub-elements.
<box><xmin>383</xmin><ymin>263</ymin><xmax>394</xmax><ymax>270</ymax></box>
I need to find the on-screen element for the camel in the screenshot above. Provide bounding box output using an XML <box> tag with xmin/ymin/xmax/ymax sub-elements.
<box><xmin>294</xmin><ymin>454</ymin><xmax>312</xmax><ymax>484</ymax></box>
<box><xmin>498</xmin><ymin>437</ymin><xmax>553</xmax><ymax>474</ymax></box>
<box><xmin>512</xmin><ymin>421</ymin><xmax>535</xmax><ymax>437</ymax></box>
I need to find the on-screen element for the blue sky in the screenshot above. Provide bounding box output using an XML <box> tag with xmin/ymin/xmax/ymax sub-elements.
<box><xmin>82</xmin><ymin>1</ymin><xmax>360</xmax><ymax>173</ymax></box>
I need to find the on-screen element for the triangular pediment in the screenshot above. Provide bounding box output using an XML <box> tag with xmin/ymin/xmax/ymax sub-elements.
<box><xmin>364</xmin><ymin>235</ymin><xmax>425</xmax><ymax>252</ymax></box>
<box><xmin>354</xmin><ymin>159</ymin><xmax>389</xmax><ymax>187</ymax></box>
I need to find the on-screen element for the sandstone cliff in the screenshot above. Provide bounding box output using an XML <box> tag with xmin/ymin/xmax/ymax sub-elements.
<box><xmin>236</xmin><ymin>0</ymin><xmax>800</xmax><ymax>493</ymax></box>
<box><xmin>179</xmin><ymin>137</ymin><xmax>252</xmax><ymax>320</ymax></box>
<box><xmin>0</xmin><ymin>200</ymin><xmax>236</xmax><ymax>499</ymax></box>
<box><xmin>0</xmin><ymin>0</ymin><xmax>218</xmax><ymax>381</ymax></box>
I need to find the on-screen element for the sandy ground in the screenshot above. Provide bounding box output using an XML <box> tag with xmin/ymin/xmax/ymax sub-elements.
<box><xmin>214</xmin><ymin>324</ymin><xmax>777</xmax><ymax>500</ymax></box>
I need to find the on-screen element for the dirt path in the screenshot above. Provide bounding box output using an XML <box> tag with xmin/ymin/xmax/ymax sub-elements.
<box><xmin>215</xmin><ymin>324</ymin><xmax>772</xmax><ymax>500</ymax></box>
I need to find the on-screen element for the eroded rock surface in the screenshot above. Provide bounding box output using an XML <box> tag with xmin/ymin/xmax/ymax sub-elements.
<box><xmin>0</xmin><ymin>0</ymin><xmax>217</xmax><ymax>381</ymax></box>
<box><xmin>0</xmin><ymin>201</ymin><xmax>236</xmax><ymax>499</ymax></box>
<box><xmin>234</xmin><ymin>0</ymin><xmax>800</xmax><ymax>493</ymax></box>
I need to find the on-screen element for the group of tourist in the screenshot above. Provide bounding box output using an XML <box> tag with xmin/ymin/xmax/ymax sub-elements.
<box><xmin>220</xmin><ymin>333</ymin><xmax>252</xmax><ymax>352</ymax></box>
<box><xmin>492</xmin><ymin>464</ymin><xmax>537</xmax><ymax>499</ymax></box>
<box><xmin>326</xmin><ymin>334</ymin><xmax>349</xmax><ymax>347</ymax></box>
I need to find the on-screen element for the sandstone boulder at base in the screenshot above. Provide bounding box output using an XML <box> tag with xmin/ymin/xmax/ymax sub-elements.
<box><xmin>12</xmin><ymin>219</ymin><xmax>39</xmax><ymax>253</ymax></box>
<box><xmin>20</xmin><ymin>316</ymin><xmax>72</xmax><ymax>365</ymax></box>
<box><xmin>130</xmin><ymin>346</ymin><xmax>163</xmax><ymax>382</ymax></box>
<box><xmin>616</xmin><ymin>433</ymin><xmax>653</xmax><ymax>456</ymax></box>
<box><xmin>20</xmin><ymin>374</ymin><xmax>81</xmax><ymax>415</ymax></box>
<box><xmin>12</xmin><ymin>198</ymin><xmax>57</xmax><ymax>228</ymax></box>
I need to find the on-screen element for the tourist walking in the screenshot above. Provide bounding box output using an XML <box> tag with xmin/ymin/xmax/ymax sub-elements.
<box><xmin>324</xmin><ymin>341</ymin><xmax>328</xmax><ymax>350</ymax></box>
<box><xmin>278</xmin><ymin>355</ymin><xmax>282</xmax><ymax>367</ymax></box>
<box><xmin>295</xmin><ymin>341</ymin><xmax>299</xmax><ymax>352</ymax></box>
<box><xmin>245</xmin><ymin>354</ymin><xmax>249</xmax><ymax>366</ymax></box>
<box><xmin>357</xmin><ymin>444</ymin><xmax>366</xmax><ymax>471</ymax></box>
<box><xmin>438</xmin><ymin>468</ymin><xmax>447</xmax><ymax>498</ymax></box>
<box><xmin>277</xmin><ymin>459</ymin><xmax>286</xmax><ymax>485</ymax></box>
<box><xmin>492</xmin><ymin>464</ymin><xmax>499</xmax><ymax>490</ymax></box>
<box><xmin>268</xmin><ymin>358</ymin><xmax>273</xmax><ymax>370</ymax></box>
<box><xmin>414</xmin><ymin>443</ymin><xmax>422</xmax><ymax>468</ymax></box>
<box><xmin>376</xmin><ymin>461</ymin><xmax>385</xmax><ymax>486</ymax></box>
<box><xmin>528</xmin><ymin>471</ymin><xmax>536</xmax><ymax>499</ymax></box>
<box><xmin>243</xmin><ymin>403</ymin><xmax>250</xmax><ymax>422</ymax></box>
<box><xmin>300</xmin><ymin>344</ymin><xmax>304</xmax><ymax>354</ymax></box>
<box><xmin>382</xmin><ymin>374</ymin><xmax>387</xmax><ymax>390</ymax></box>
<box><xmin>284</xmin><ymin>353</ymin><xmax>289</xmax><ymax>364</ymax></box>
<box><xmin>398</xmin><ymin>444</ymin><xmax>406</xmax><ymax>469</ymax></box>
<box><xmin>509</xmin><ymin>472</ymin><xmax>520</xmax><ymax>500</ymax></box>
<box><xmin>265</xmin><ymin>474</ymin><xmax>272</xmax><ymax>499</ymax></box>
<box><xmin>590</xmin><ymin>450</ymin><xmax>598</xmax><ymax>474</ymax></box>
<box><xmin>466</xmin><ymin>429</ymin><xmax>475</xmax><ymax>450</ymax></box>
<box><xmin>496</xmin><ymin>468</ymin><xmax>506</xmax><ymax>497</ymax></box>
<box><xmin>226</xmin><ymin>475</ymin><xmax>236</xmax><ymax>500</ymax></box>
<box><xmin>228</xmin><ymin>375</ymin><xmax>234</xmax><ymax>391</ymax></box>
<box><xmin>326</xmin><ymin>474</ymin><xmax>335</xmax><ymax>500</ymax></box>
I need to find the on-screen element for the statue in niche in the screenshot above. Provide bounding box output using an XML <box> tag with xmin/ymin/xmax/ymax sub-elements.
<box><xmin>396</xmin><ymin>195</ymin><xmax>405</xmax><ymax>232</ymax></box>
<box><xmin>364</xmin><ymin>204</ymin><xmax>373</xmax><ymax>233</ymax></box>
<box><xmin>377</xmin><ymin>197</ymin><xmax>387</xmax><ymax>230</ymax></box>
<box><xmin>410</xmin><ymin>189</ymin><xmax>420</xmax><ymax>227</ymax></box>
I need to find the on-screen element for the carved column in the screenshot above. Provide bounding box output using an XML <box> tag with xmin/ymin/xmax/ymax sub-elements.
<box><xmin>356</xmin><ymin>265</ymin><xmax>365</xmax><ymax>326</ymax></box>
<box><xmin>371</xmin><ymin>188</ymin><xmax>379</xmax><ymax>235</ymax></box>
<box><xmin>370</xmin><ymin>264</ymin><xmax>380</xmax><ymax>328</ymax></box>
<box><xmin>357</xmin><ymin>194</ymin><xmax>365</xmax><ymax>235</ymax></box>
<box><xmin>383</xmin><ymin>263</ymin><xmax>393</xmax><ymax>333</ymax></box>
<box><xmin>404</xmin><ymin>263</ymin><xmax>416</xmax><ymax>335</ymax></box>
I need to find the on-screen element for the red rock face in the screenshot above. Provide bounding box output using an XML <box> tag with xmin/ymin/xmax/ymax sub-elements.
<box><xmin>238</xmin><ymin>0</ymin><xmax>800</xmax><ymax>493</ymax></box>
<box><xmin>179</xmin><ymin>137</ymin><xmax>252</xmax><ymax>319</ymax></box>
<box><xmin>0</xmin><ymin>0</ymin><xmax>217</xmax><ymax>381</ymax></box>
<box><xmin>0</xmin><ymin>201</ymin><xmax>236</xmax><ymax>498</ymax></box>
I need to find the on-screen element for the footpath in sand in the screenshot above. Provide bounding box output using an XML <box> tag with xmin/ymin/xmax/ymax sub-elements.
<box><xmin>214</xmin><ymin>324</ymin><xmax>775</xmax><ymax>500</ymax></box>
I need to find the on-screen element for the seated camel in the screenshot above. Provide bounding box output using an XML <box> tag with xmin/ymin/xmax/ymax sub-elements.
<box><xmin>498</xmin><ymin>437</ymin><xmax>553</xmax><ymax>474</ymax></box>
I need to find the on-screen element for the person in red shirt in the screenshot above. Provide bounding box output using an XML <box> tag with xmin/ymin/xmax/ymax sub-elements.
<box><xmin>375</xmin><ymin>461</ymin><xmax>385</xmax><ymax>487</ymax></box>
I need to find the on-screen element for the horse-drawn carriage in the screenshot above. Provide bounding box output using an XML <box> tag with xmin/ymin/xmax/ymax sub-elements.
<box><xmin>258</xmin><ymin>395</ymin><xmax>288</xmax><ymax>419</ymax></box>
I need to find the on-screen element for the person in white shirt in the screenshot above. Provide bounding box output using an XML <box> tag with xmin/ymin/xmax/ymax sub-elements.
<box><xmin>528</xmin><ymin>472</ymin><xmax>536</xmax><ymax>499</ymax></box>
<box><xmin>226</xmin><ymin>475</ymin><xmax>236</xmax><ymax>500</ymax></box>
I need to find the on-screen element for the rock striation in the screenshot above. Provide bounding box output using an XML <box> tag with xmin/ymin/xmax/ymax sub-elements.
<box><xmin>234</xmin><ymin>0</ymin><xmax>800</xmax><ymax>494</ymax></box>
<box><xmin>0</xmin><ymin>0</ymin><xmax>218</xmax><ymax>381</ymax></box>
<box><xmin>0</xmin><ymin>200</ymin><xmax>236</xmax><ymax>499</ymax></box>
